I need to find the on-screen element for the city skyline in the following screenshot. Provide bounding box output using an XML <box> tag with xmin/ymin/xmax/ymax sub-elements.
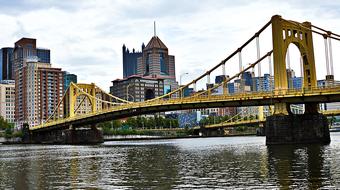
<box><xmin>0</xmin><ymin>1</ymin><xmax>340</xmax><ymax>90</ymax></box>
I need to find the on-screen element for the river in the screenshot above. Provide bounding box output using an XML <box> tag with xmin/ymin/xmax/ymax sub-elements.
<box><xmin>1</xmin><ymin>133</ymin><xmax>340</xmax><ymax>189</ymax></box>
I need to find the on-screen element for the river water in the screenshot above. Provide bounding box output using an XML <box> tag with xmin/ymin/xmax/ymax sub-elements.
<box><xmin>1</xmin><ymin>133</ymin><xmax>340</xmax><ymax>189</ymax></box>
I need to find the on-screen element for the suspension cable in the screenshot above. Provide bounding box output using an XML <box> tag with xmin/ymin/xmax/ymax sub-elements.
<box><xmin>45</xmin><ymin>84</ymin><xmax>71</xmax><ymax>123</ymax></box>
<box><xmin>148</xmin><ymin>20</ymin><xmax>272</xmax><ymax>101</ymax></box>
<box><xmin>312</xmin><ymin>24</ymin><xmax>340</xmax><ymax>38</ymax></box>
<box><xmin>94</xmin><ymin>85</ymin><xmax>131</xmax><ymax>103</ymax></box>
<box><xmin>72</xmin><ymin>83</ymin><xmax>124</xmax><ymax>106</ymax></box>
<box><xmin>194</xmin><ymin>50</ymin><xmax>273</xmax><ymax>97</ymax></box>
<box><xmin>286</xmin><ymin>19</ymin><xmax>340</xmax><ymax>41</ymax></box>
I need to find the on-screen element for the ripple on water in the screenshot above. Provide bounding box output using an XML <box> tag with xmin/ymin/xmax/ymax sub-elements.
<box><xmin>1</xmin><ymin>134</ymin><xmax>340</xmax><ymax>189</ymax></box>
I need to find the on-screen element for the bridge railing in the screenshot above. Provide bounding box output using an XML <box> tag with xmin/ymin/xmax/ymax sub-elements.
<box><xmin>31</xmin><ymin>84</ymin><xmax>340</xmax><ymax>130</ymax></box>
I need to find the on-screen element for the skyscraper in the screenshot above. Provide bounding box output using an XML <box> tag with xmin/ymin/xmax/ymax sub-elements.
<box><xmin>122</xmin><ymin>44</ymin><xmax>144</xmax><ymax>78</ymax></box>
<box><xmin>137</xmin><ymin>36</ymin><xmax>175</xmax><ymax>79</ymax></box>
<box><xmin>137</xmin><ymin>35</ymin><xmax>177</xmax><ymax>94</ymax></box>
<box><xmin>64</xmin><ymin>72</ymin><xmax>77</xmax><ymax>90</ymax></box>
<box><xmin>0</xmin><ymin>47</ymin><xmax>14</xmax><ymax>80</ymax></box>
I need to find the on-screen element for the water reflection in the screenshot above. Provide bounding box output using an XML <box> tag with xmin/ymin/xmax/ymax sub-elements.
<box><xmin>0</xmin><ymin>134</ymin><xmax>340</xmax><ymax>189</ymax></box>
<box><xmin>267</xmin><ymin>144</ymin><xmax>332</xmax><ymax>189</ymax></box>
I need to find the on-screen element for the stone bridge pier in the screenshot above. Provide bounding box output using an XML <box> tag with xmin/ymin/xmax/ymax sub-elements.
<box><xmin>23</xmin><ymin>124</ymin><xmax>103</xmax><ymax>144</ymax></box>
<box><xmin>265</xmin><ymin>103</ymin><xmax>330</xmax><ymax>145</ymax></box>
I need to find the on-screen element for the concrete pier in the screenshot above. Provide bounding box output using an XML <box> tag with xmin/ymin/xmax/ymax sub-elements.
<box><xmin>265</xmin><ymin>113</ymin><xmax>330</xmax><ymax>145</ymax></box>
<box><xmin>23</xmin><ymin>126</ymin><xmax>103</xmax><ymax>144</ymax></box>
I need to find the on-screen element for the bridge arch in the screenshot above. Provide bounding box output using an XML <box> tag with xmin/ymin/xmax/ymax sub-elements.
<box><xmin>74</xmin><ymin>93</ymin><xmax>96</xmax><ymax>115</ymax></box>
<box><xmin>66</xmin><ymin>83</ymin><xmax>97</xmax><ymax>118</ymax></box>
<box><xmin>271</xmin><ymin>15</ymin><xmax>318</xmax><ymax>114</ymax></box>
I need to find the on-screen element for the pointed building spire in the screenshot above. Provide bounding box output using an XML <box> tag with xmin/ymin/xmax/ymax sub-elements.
<box><xmin>154</xmin><ymin>21</ymin><xmax>156</xmax><ymax>37</ymax></box>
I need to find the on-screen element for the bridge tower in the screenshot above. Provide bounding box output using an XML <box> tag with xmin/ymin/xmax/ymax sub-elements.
<box><xmin>266</xmin><ymin>15</ymin><xmax>330</xmax><ymax>144</ymax></box>
<box><xmin>65</xmin><ymin>83</ymin><xmax>97</xmax><ymax>118</ymax></box>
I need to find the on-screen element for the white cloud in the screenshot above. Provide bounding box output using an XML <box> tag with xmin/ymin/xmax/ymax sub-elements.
<box><xmin>0</xmin><ymin>0</ymin><xmax>340</xmax><ymax>90</ymax></box>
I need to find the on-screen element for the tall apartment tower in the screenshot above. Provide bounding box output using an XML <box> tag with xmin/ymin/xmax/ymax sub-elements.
<box><xmin>13</xmin><ymin>38</ymin><xmax>63</xmax><ymax>127</ymax></box>
<box><xmin>122</xmin><ymin>44</ymin><xmax>144</xmax><ymax>78</ymax></box>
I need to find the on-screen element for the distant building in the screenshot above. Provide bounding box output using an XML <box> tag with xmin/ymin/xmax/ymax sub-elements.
<box><xmin>0</xmin><ymin>80</ymin><xmax>15</xmax><ymax>123</ymax></box>
<box><xmin>123</xmin><ymin>44</ymin><xmax>144</xmax><ymax>78</ymax></box>
<box><xmin>137</xmin><ymin>35</ymin><xmax>178</xmax><ymax>93</ymax></box>
<box><xmin>183</xmin><ymin>87</ymin><xmax>194</xmax><ymax>97</ymax></box>
<box><xmin>64</xmin><ymin>72</ymin><xmax>77</xmax><ymax>90</ymax></box>
<box><xmin>13</xmin><ymin>38</ymin><xmax>63</xmax><ymax>127</ymax></box>
<box><xmin>215</xmin><ymin>75</ymin><xmax>228</xmax><ymax>84</ymax></box>
<box><xmin>110</xmin><ymin>75</ymin><xmax>164</xmax><ymax>102</ymax></box>
<box><xmin>178</xmin><ymin>111</ymin><xmax>201</xmax><ymax>128</ymax></box>
<box><xmin>318</xmin><ymin>79</ymin><xmax>340</xmax><ymax>111</ymax></box>
<box><xmin>0</xmin><ymin>48</ymin><xmax>14</xmax><ymax>80</ymax></box>
<box><xmin>292</xmin><ymin>77</ymin><xmax>302</xmax><ymax>89</ymax></box>
<box><xmin>253</xmin><ymin>74</ymin><xmax>274</xmax><ymax>91</ymax></box>
<box><xmin>114</xmin><ymin>32</ymin><xmax>178</xmax><ymax>101</ymax></box>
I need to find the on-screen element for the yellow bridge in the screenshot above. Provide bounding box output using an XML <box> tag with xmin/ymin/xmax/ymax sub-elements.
<box><xmin>30</xmin><ymin>84</ymin><xmax>340</xmax><ymax>131</ymax></box>
<box><xmin>29</xmin><ymin>15</ymin><xmax>340</xmax><ymax>139</ymax></box>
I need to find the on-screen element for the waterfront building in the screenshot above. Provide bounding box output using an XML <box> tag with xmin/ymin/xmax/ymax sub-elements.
<box><xmin>13</xmin><ymin>38</ymin><xmax>63</xmax><ymax>127</ymax></box>
<box><xmin>110</xmin><ymin>75</ymin><xmax>164</xmax><ymax>102</ymax></box>
<box><xmin>0</xmin><ymin>80</ymin><xmax>15</xmax><ymax>123</ymax></box>
<box><xmin>123</xmin><ymin>44</ymin><xmax>144</xmax><ymax>78</ymax></box>
<box><xmin>0</xmin><ymin>48</ymin><xmax>14</xmax><ymax>80</ymax></box>
<box><xmin>64</xmin><ymin>72</ymin><xmax>77</xmax><ymax>90</ymax></box>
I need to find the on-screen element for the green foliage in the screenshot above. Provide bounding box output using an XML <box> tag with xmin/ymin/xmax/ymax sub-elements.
<box><xmin>236</xmin><ymin>126</ymin><xmax>247</xmax><ymax>132</ymax></box>
<box><xmin>12</xmin><ymin>131</ymin><xmax>23</xmax><ymax>138</ymax></box>
<box><xmin>4</xmin><ymin>123</ymin><xmax>14</xmax><ymax>138</ymax></box>
<box><xmin>328</xmin><ymin>116</ymin><xmax>336</xmax><ymax>126</ymax></box>
<box><xmin>0</xmin><ymin>116</ymin><xmax>10</xmax><ymax>130</ymax></box>
<box><xmin>97</xmin><ymin>116</ymin><xmax>180</xmax><ymax>135</ymax></box>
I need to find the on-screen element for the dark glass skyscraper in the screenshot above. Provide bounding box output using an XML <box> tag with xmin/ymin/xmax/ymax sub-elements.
<box><xmin>64</xmin><ymin>72</ymin><xmax>77</xmax><ymax>90</ymax></box>
<box><xmin>0</xmin><ymin>47</ymin><xmax>14</xmax><ymax>80</ymax></box>
<box><xmin>37</xmin><ymin>48</ymin><xmax>50</xmax><ymax>63</ymax></box>
<box><xmin>122</xmin><ymin>44</ymin><xmax>144</xmax><ymax>78</ymax></box>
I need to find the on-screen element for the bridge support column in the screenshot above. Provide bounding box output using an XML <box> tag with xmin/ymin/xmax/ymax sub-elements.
<box><xmin>64</xmin><ymin>126</ymin><xmax>103</xmax><ymax>144</ymax></box>
<box><xmin>24</xmin><ymin>126</ymin><xmax>103</xmax><ymax>144</ymax></box>
<box><xmin>265</xmin><ymin>112</ymin><xmax>330</xmax><ymax>145</ymax></box>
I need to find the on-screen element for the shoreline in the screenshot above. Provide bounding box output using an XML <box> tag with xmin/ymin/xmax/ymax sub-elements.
<box><xmin>0</xmin><ymin>134</ymin><xmax>257</xmax><ymax>144</ymax></box>
<box><xmin>103</xmin><ymin>133</ymin><xmax>257</xmax><ymax>141</ymax></box>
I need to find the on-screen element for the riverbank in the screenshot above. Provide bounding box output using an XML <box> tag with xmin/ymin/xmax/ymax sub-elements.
<box><xmin>103</xmin><ymin>133</ymin><xmax>256</xmax><ymax>141</ymax></box>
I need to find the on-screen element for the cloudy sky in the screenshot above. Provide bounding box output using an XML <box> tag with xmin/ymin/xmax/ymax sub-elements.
<box><xmin>1</xmin><ymin>0</ymin><xmax>340</xmax><ymax>90</ymax></box>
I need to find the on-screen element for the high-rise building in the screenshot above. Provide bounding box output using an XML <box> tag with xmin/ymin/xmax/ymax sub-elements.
<box><xmin>38</xmin><ymin>67</ymin><xmax>64</xmax><ymax>122</ymax></box>
<box><xmin>13</xmin><ymin>38</ymin><xmax>63</xmax><ymax>127</ymax></box>
<box><xmin>137</xmin><ymin>35</ymin><xmax>178</xmax><ymax>93</ymax></box>
<box><xmin>0</xmin><ymin>80</ymin><xmax>15</xmax><ymax>123</ymax></box>
<box><xmin>122</xmin><ymin>44</ymin><xmax>144</xmax><ymax>78</ymax></box>
<box><xmin>137</xmin><ymin>36</ymin><xmax>175</xmax><ymax>78</ymax></box>
<box><xmin>0</xmin><ymin>48</ymin><xmax>14</xmax><ymax>80</ymax></box>
<box><xmin>64</xmin><ymin>72</ymin><xmax>77</xmax><ymax>90</ymax></box>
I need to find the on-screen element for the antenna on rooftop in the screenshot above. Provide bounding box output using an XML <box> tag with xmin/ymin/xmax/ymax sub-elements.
<box><xmin>154</xmin><ymin>21</ymin><xmax>156</xmax><ymax>37</ymax></box>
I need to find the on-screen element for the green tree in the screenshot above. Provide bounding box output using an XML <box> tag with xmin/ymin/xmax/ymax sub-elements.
<box><xmin>126</xmin><ymin>117</ymin><xmax>137</xmax><ymax>129</ymax></box>
<box><xmin>0</xmin><ymin>116</ymin><xmax>10</xmax><ymax>130</ymax></box>
<box><xmin>4</xmin><ymin>123</ymin><xmax>14</xmax><ymax>138</ymax></box>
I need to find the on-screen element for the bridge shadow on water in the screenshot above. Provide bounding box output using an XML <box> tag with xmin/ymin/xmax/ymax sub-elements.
<box><xmin>267</xmin><ymin>144</ymin><xmax>332</xmax><ymax>189</ymax></box>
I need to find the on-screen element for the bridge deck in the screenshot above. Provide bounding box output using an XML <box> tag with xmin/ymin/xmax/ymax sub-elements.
<box><xmin>30</xmin><ymin>86</ymin><xmax>340</xmax><ymax>131</ymax></box>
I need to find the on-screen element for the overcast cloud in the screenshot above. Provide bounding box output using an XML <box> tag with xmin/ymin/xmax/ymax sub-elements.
<box><xmin>1</xmin><ymin>0</ymin><xmax>340</xmax><ymax>90</ymax></box>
